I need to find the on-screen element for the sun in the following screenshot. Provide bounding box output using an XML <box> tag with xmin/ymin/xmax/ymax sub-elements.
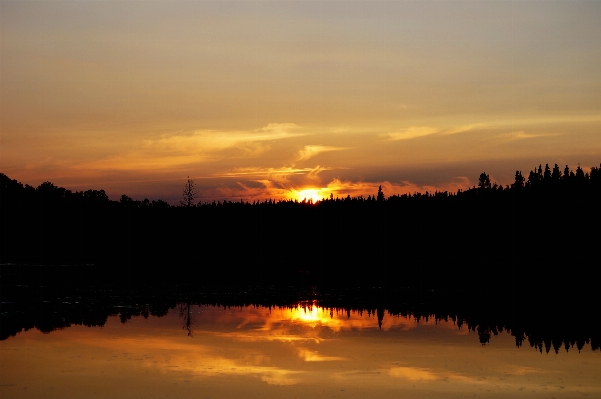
<box><xmin>294</xmin><ymin>188</ymin><xmax>322</xmax><ymax>203</ymax></box>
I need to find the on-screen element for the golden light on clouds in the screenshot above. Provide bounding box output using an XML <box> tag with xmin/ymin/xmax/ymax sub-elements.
<box><xmin>499</xmin><ymin>131</ymin><xmax>562</xmax><ymax>142</ymax></box>
<box><xmin>296</xmin><ymin>145</ymin><xmax>347</xmax><ymax>162</ymax></box>
<box><xmin>1</xmin><ymin>1</ymin><xmax>600</xmax><ymax>201</ymax></box>
<box><xmin>383</xmin><ymin>126</ymin><xmax>439</xmax><ymax>141</ymax></box>
<box><xmin>219</xmin><ymin>165</ymin><xmax>323</xmax><ymax>181</ymax></box>
<box><xmin>78</xmin><ymin>123</ymin><xmax>305</xmax><ymax>172</ymax></box>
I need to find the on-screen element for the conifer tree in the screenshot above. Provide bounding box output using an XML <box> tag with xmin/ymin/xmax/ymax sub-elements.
<box><xmin>377</xmin><ymin>185</ymin><xmax>385</xmax><ymax>202</ymax></box>
<box><xmin>478</xmin><ymin>173</ymin><xmax>491</xmax><ymax>189</ymax></box>
<box><xmin>181</xmin><ymin>176</ymin><xmax>197</xmax><ymax>207</ymax></box>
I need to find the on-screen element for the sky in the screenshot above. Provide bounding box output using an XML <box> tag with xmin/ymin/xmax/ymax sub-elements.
<box><xmin>1</xmin><ymin>0</ymin><xmax>600</xmax><ymax>203</ymax></box>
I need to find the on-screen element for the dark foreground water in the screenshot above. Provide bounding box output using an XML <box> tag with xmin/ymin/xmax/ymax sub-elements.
<box><xmin>1</xmin><ymin>303</ymin><xmax>600</xmax><ymax>399</ymax></box>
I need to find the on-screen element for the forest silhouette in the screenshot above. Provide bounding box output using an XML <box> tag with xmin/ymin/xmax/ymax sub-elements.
<box><xmin>1</xmin><ymin>162</ymin><xmax>599</xmax><ymax>288</ymax></box>
<box><xmin>1</xmin><ymin>162</ymin><xmax>600</xmax><ymax>350</ymax></box>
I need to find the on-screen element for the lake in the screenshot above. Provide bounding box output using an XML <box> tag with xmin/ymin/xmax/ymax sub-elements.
<box><xmin>1</xmin><ymin>302</ymin><xmax>599</xmax><ymax>398</ymax></box>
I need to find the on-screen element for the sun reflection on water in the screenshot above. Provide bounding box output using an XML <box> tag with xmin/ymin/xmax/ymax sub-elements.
<box><xmin>288</xmin><ymin>303</ymin><xmax>329</xmax><ymax>329</ymax></box>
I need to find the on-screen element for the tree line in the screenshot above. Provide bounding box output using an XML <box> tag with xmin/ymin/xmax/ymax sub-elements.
<box><xmin>3</xmin><ymin>162</ymin><xmax>598</xmax><ymax>209</ymax></box>
<box><xmin>1</xmin><ymin>162</ymin><xmax>600</xmax><ymax>296</ymax></box>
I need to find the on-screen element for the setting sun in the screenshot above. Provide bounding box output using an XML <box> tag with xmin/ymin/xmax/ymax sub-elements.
<box><xmin>293</xmin><ymin>189</ymin><xmax>323</xmax><ymax>203</ymax></box>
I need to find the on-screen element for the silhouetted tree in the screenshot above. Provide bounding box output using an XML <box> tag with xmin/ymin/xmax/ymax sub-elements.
<box><xmin>591</xmin><ymin>164</ymin><xmax>601</xmax><ymax>181</ymax></box>
<box><xmin>544</xmin><ymin>164</ymin><xmax>551</xmax><ymax>180</ymax></box>
<box><xmin>551</xmin><ymin>164</ymin><xmax>561</xmax><ymax>180</ymax></box>
<box><xmin>120</xmin><ymin>194</ymin><xmax>134</xmax><ymax>207</ymax></box>
<box><xmin>563</xmin><ymin>165</ymin><xmax>571</xmax><ymax>179</ymax></box>
<box><xmin>377</xmin><ymin>185</ymin><xmax>385</xmax><ymax>202</ymax></box>
<box><xmin>151</xmin><ymin>199</ymin><xmax>170</xmax><ymax>209</ymax></box>
<box><xmin>37</xmin><ymin>181</ymin><xmax>67</xmax><ymax>200</ymax></box>
<box><xmin>527</xmin><ymin>169</ymin><xmax>540</xmax><ymax>186</ymax></box>
<box><xmin>512</xmin><ymin>171</ymin><xmax>525</xmax><ymax>189</ymax></box>
<box><xmin>181</xmin><ymin>176</ymin><xmax>197</xmax><ymax>207</ymax></box>
<box><xmin>84</xmin><ymin>189</ymin><xmax>109</xmax><ymax>202</ymax></box>
<box><xmin>478</xmin><ymin>173</ymin><xmax>491</xmax><ymax>189</ymax></box>
<box><xmin>576</xmin><ymin>164</ymin><xmax>585</xmax><ymax>180</ymax></box>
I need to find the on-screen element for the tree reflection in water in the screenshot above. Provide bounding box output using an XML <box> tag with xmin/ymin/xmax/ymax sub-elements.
<box><xmin>179</xmin><ymin>302</ymin><xmax>194</xmax><ymax>337</ymax></box>
<box><xmin>1</xmin><ymin>280</ymin><xmax>599</xmax><ymax>355</ymax></box>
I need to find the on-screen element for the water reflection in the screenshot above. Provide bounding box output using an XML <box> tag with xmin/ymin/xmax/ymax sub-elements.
<box><xmin>2</xmin><ymin>303</ymin><xmax>599</xmax><ymax>398</ymax></box>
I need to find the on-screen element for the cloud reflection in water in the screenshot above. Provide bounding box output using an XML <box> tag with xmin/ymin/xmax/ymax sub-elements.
<box><xmin>1</xmin><ymin>304</ymin><xmax>600</xmax><ymax>398</ymax></box>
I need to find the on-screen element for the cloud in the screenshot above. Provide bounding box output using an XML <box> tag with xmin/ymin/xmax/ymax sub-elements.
<box><xmin>323</xmin><ymin>177</ymin><xmax>472</xmax><ymax>199</ymax></box>
<box><xmin>307</xmin><ymin>165</ymin><xmax>328</xmax><ymax>180</ymax></box>
<box><xmin>144</xmin><ymin>123</ymin><xmax>301</xmax><ymax>155</ymax></box>
<box><xmin>234</xmin><ymin>142</ymin><xmax>272</xmax><ymax>158</ymax></box>
<box><xmin>202</xmin><ymin>165</ymin><xmax>331</xmax><ymax>202</ymax></box>
<box><xmin>382</xmin><ymin>123</ymin><xmax>491</xmax><ymax>142</ymax></box>
<box><xmin>382</xmin><ymin>126</ymin><xmax>439</xmax><ymax>141</ymax></box>
<box><xmin>196</xmin><ymin>175</ymin><xmax>474</xmax><ymax>204</ymax></box>
<box><xmin>296</xmin><ymin>145</ymin><xmax>347</xmax><ymax>161</ymax></box>
<box><xmin>499</xmin><ymin>131</ymin><xmax>561</xmax><ymax>142</ymax></box>
<box><xmin>257</xmin><ymin>123</ymin><xmax>300</xmax><ymax>134</ymax></box>
<box><xmin>77</xmin><ymin>123</ymin><xmax>304</xmax><ymax>172</ymax></box>
<box><xmin>219</xmin><ymin>165</ymin><xmax>321</xmax><ymax>179</ymax></box>
<box><xmin>443</xmin><ymin>123</ymin><xmax>489</xmax><ymax>135</ymax></box>
<box><xmin>217</xmin><ymin>164</ymin><xmax>331</xmax><ymax>186</ymax></box>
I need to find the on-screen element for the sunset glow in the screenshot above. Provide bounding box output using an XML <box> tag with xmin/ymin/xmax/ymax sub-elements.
<box><xmin>293</xmin><ymin>189</ymin><xmax>323</xmax><ymax>204</ymax></box>
<box><xmin>1</xmin><ymin>1</ymin><xmax>600</xmax><ymax>203</ymax></box>
<box><xmin>289</xmin><ymin>304</ymin><xmax>329</xmax><ymax>327</ymax></box>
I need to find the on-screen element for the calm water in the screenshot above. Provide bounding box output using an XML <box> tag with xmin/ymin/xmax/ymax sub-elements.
<box><xmin>1</xmin><ymin>303</ymin><xmax>600</xmax><ymax>399</ymax></box>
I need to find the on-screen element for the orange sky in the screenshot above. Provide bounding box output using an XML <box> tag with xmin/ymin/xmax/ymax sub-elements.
<box><xmin>2</xmin><ymin>1</ymin><xmax>600</xmax><ymax>203</ymax></box>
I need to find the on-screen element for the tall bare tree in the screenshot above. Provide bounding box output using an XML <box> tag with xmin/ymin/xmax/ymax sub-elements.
<box><xmin>181</xmin><ymin>176</ymin><xmax>197</xmax><ymax>207</ymax></box>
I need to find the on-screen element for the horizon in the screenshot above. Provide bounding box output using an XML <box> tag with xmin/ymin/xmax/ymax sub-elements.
<box><xmin>2</xmin><ymin>1</ymin><xmax>600</xmax><ymax>204</ymax></box>
<box><xmin>3</xmin><ymin>159</ymin><xmax>599</xmax><ymax>206</ymax></box>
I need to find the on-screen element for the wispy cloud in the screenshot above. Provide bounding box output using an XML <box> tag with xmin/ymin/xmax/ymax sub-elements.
<box><xmin>143</xmin><ymin>123</ymin><xmax>301</xmax><ymax>154</ymax></box>
<box><xmin>198</xmin><ymin>176</ymin><xmax>474</xmax><ymax>203</ymax></box>
<box><xmin>382</xmin><ymin>123</ymin><xmax>491</xmax><ymax>141</ymax></box>
<box><xmin>296</xmin><ymin>145</ymin><xmax>347</xmax><ymax>161</ymax></box>
<box><xmin>306</xmin><ymin>165</ymin><xmax>329</xmax><ymax>180</ymax></box>
<box><xmin>499</xmin><ymin>131</ymin><xmax>561</xmax><ymax>142</ymax></box>
<box><xmin>214</xmin><ymin>165</ymin><xmax>331</xmax><ymax>197</ymax></box>
<box><xmin>218</xmin><ymin>165</ymin><xmax>328</xmax><ymax>180</ymax></box>
<box><xmin>382</xmin><ymin>126</ymin><xmax>439</xmax><ymax>141</ymax></box>
<box><xmin>323</xmin><ymin>177</ymin><xmax>472</xmax><ymax>199</ymax></box>
<box><xmin>77</xmin><ymin>123</ymin><xmax>303</xmax><ymax>172</ymax></box>
<box><xmin>443</xmin><ymin>123</ymin><xmax>489</xmax><ymax>135</ymax></box>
